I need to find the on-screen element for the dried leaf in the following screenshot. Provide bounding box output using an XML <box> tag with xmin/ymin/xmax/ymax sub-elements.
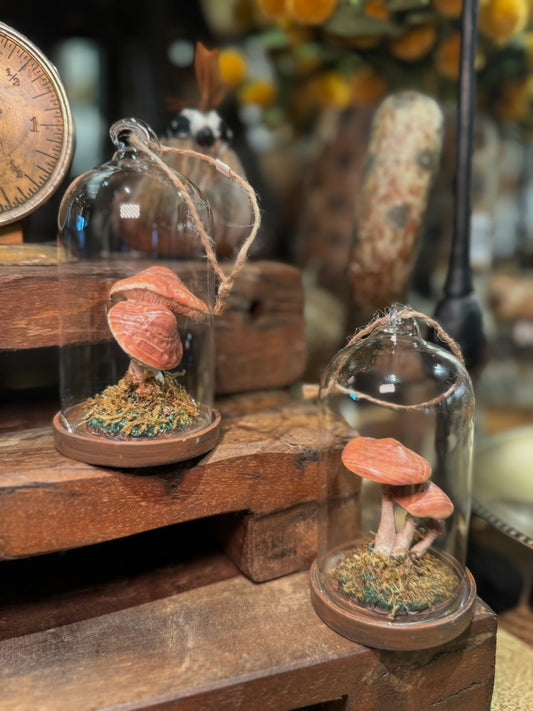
<box><xmin>195</xmin><ymin>41</ymin><xmax>225</xmax><ymax>110</ymax></box>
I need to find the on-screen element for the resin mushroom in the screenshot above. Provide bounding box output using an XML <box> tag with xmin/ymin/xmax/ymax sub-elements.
<box><xmin>391</xmin><ymin>481</ymin><xmax>454</xmax><ymax>557</ymax></box>
<box><xmin>110</xmin><ymin>266</ymin><xmax>209</xmax><ymax>320</ymax></box>
<box><xmin>341</xmin><ymin>436</ymin><xmax>431</xmax><ymax>556</ymax></box>
<box><xmin>107</xmin><ymin>300</ymin><xmax>183</xmax><ymax>380</ymax></box>
<box><xmin>410</xmin><ymin>518</ymin><xmax>447</xmax><ymax>558</ymax></box>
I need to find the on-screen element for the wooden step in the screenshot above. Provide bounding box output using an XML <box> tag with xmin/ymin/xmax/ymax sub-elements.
<box><xmin>0</xmin><ymin>391</ymin><xmax>322</xmax><ymax>582</ymax></box>
<box><xmin>0</xmin><ymin>520</ymin><xmax>241</xmax><ymax>642</ymax></box>
<box><xmin>0</xmin><ymin>568</ymin><xmax>497</xmax><ymax>711</ymax></box>
<box><xmin>0</xmin><ymin>260</ymin><xmax>307</xmax><ymax>395</ymax></box>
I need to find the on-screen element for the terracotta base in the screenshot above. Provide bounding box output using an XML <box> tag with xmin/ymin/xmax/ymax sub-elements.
<box><xmin>53</xmin><ymin>407</ymin><xmax>221</xmax><ymax>468</ymax></box>
<box><xmin>309</xmin><ymin>556</ymin><xmax>477</xmax><ymax>651</ymax></box>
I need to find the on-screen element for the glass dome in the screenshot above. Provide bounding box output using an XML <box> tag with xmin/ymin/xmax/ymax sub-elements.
<box><xmin>310</xmin><ymin>305</ymin><xmax>477</xmax><ymax>650</ymax></box>
<box><xmin>53</xmin><ymin>117</ymin><xmax>220</xmax><ymax>467</ymax></box>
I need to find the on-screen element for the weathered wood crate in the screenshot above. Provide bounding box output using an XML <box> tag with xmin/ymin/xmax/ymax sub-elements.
<box><xmin>0</xmin><ymin>561</ymin><xmax>497</xmax><ymax>711</ymax></box>
<box><xmin>0</xmin><ymin>258</ymin><xmax>497</xmax><ymax>710</ymax></box>
<box><xmin>0</xmin><ymin>260</ymin><xmax>307</xmax><ymax>395</ymax></box>
<box><xmin>0</xmin><ymin>390</ymin><xmax>320</xmax><ymax>582</ymax></box>
<box><xmin>0</xmin><ymin>259</ymin><xmax>311</xmax><ymax>582</ymax></box>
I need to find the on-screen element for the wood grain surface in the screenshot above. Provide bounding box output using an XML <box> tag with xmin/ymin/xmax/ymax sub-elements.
<box><xmin>0</xmin><ymin>570</ymin><xmax>496</xmax><ymax>711</ymax></box>
<box><xmin>0</xmin><ymin>521</ymin><xmax>241</xmax><ymax>641</ymax></box>
<box><xmin>0</xmin><ymin>260</ymin><xmax>307</xmax><ymax>395</ymax></box>
<box><xmin>0</xmin><ymin>392</ymin><xmax>319</xmax><ymax>568</ymax></box>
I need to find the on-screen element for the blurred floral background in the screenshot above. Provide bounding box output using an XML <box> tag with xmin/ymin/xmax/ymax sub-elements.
<box><xmin>3</xmin><ymin>0</ymin><xmax>533</xmax><ymax>403</ymax></box>
<box><xmin>1</xmin><ymin>0</ymin><xmax>533</xmax><ymax>619</ymax></box>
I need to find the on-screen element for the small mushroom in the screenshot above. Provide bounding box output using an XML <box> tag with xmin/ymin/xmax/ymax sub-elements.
<box><xmin>110</xmin><ymin>266</ymin><xmax>209</xmax><ymax>320</ymax></box>
<box><xmin>410</xmin><ymin>518</ymin><xmax>447</xmax><ymax>558</ymax></box>
<box><xmin>391</xmin><ymin>481</ymin><xmax>454</xmax><ymax>557</ymax></box>
<box><xmin>341</xmin><ymin>436</ymin><xmax>431</xmax><ymax>556</ymax></box>
<box><xmin>107</xmin><ymin>300</ymin><xmax>183</xmax><ymax>375</ymax></box>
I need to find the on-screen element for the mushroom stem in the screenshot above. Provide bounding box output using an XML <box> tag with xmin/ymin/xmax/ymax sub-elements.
<box><xmin>127</xmin><ymin>359</ymin><xmax>147</xmax><ymax>381</ymax></box>
<box><xmin>410</xmin><ymin>531</ymin><xmax>439</xmax><ymax>559</ymax></box>
<box><xmin>391</xmin><ymin>513</ymin><xmax>418</xmax><ymax>557</ymax></box>
<box><xmin>410</xmin><ymin>519</ymin><xmax>446</xmax><ymax>558</ymax></box>
<box><xmin>373</xmin><ymin>488</ymin><xmax>396</xmax><ymax>556</ymax></box>
<box><xmin>127</xmin><ymin>359</ymin><xmax>166</xmax><ymax>386</ymax></box>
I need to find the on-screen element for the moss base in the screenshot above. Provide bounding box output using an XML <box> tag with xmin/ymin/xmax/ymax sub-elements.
<box><xmin>82</xmin><ymin>370</ymin><xmax>199</xmax><ymax>439</ymax></box>
<box><xmin>331</xmin><ymin>540</ymin><xmax>459</xmax><ymax>620</ymax></box>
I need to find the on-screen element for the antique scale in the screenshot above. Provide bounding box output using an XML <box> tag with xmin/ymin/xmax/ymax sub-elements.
<box><xmin>0</xmin><ymin>21</ymin><xmax>74</xmax><ymax>263</ymax></box>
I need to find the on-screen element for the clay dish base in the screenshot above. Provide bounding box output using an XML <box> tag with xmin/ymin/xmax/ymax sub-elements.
<box><xmin>309</xmin><ymin>557</ymin><xmax>477</xmax><ymax>651</ymax></box>
<box><xmin>53</xmin><ymin>406</ymin><xmax>221</xmax><ymax>468</ymax></box>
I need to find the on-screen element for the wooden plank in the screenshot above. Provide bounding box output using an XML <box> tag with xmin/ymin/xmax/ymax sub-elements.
<box><xmin>0</xmin><ymin>261</ymin><xmax>306</xmax><ymax>394</ymax></box>
<box><xmin>219</xmin><ymin>494</ymin><xmax>360</xmax><ymax>583</ymax></box>
<box><xmin>0</xmin><ymin>521</ymin><xmax>240</xmax><ymax>642</ymax></box>
<box><xmin>217</xmin><ymin>502</ymin><xmax>319</xmax><ymax>583</ymax></box>
<box><xmin>0</xmin><ymin>570</ymin><xmax>497</xmax><ymax>711</ymax></box>
<box><xmin>213</xmin><ymin>261</ymin><xmax>307</xmax><ymax>394</ymax></box>
<box><xmin>0</xmin><ymin>393</ymin><xmax>319</xmax><ymax>562</ymax></box>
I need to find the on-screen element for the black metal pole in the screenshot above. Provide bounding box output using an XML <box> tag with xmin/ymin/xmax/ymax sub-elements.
<box><xmin>445</xmin><ymin>0</ymin><xmax>478</xmax><ymax>297</ymax></box>
<box><xmin>433</xmin><ymin>0</ymin><xmax>485</xmax><ymax>373</ymax></box>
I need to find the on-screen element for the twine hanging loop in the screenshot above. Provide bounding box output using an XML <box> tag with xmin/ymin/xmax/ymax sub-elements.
<box><xmin>329</xmin><ymin>304</ymin><xmax>467</xmax><ymax>411</ymax></box>
<box><xmin>129</xmin><ymin>133</ymin><xmax>261</xmax><ymax>316</ymax></box>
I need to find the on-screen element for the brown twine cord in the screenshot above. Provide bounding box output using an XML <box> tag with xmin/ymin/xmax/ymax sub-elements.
<box><xmin>129</xmin><ymin>134</ymin><xmax>261</xmax><ymax>316</ymax></box>
<box><xmin>347</xmin><ymin>305</ymin><xmax>465</xmax><ymax>366</ymax></box>
<box><xmin>329</xmin><ymin>305</ymin><xmax>466</xmax><ymax>411</ymax></box>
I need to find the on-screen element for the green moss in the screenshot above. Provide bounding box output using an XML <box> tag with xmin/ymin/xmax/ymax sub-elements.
<box><xmin>82</xmin><ymin>370</ymin><xmax>199</xmax><ymax>439</ymax></box>
<box><xmin>331</xmin><ymin>540</ymin><xmax>458</xmax><ymax>620</ymax></box>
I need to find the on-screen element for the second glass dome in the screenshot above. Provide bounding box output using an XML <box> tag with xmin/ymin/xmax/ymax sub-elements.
<box><xmin>310</xmin><ymin>306</ymin><xmax>477</xmax><ymax>650</ymax></box>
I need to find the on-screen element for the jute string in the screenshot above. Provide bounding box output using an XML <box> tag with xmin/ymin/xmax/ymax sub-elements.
<box><xmin>347</xmin><ymin>306</ymin><xmax>465</xmax><ymax>364</ymax></box>
<box><xmin>331</xmin><ymin>305</ymin><xmax>466</xmax><ymax>410</ymax></box>
<box><xmin>130</xmin><ymin>134</ymin><xmax>261</xmax><ymax>316</ymax></box>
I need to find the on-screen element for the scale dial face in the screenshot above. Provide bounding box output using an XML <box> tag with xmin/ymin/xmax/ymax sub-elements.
<box><xmin>0</xmin><ymin>22</ymin><xmax>74</xmax><ymax>226</ymax></box>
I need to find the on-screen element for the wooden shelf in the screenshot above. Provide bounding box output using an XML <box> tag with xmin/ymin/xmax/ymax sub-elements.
<box><xmin>0</xmin><ymin>565</ymin><xmax>497</xmax><ymax>711</ymax></box>
<box><xmin>0</xmin><ymin>260</ymin><xmax>307</xmax><ymax>395</ymax></box>
<box><xmin>0</xmin><ymin>253</ymin><xmax>498</xmax><ymax>709</ymax></box>
<box><xmin>0</xmin><ymin>391</ymin><xmax>322</xmax><ymax>582</ymax></box>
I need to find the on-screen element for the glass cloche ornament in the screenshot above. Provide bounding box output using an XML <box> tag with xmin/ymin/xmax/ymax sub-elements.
<box><xmin>53</xmin><ymin>117</ymin><xmax>221</xmax><ymax>467</ymax></box>
<box><xmin>310</xmin><ymin>305</ymin><xmax>477</xmax><ymax>650</ymax></box>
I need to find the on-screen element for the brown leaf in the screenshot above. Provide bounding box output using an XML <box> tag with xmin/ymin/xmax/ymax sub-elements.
<box><xmin>195</xmin><ymin>41</ymin><xmax>225</xmax><ymax>110</ymax></box>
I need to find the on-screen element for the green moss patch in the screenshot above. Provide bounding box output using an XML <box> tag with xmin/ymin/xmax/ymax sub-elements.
<box><xmin>82</xmin><ymin>370</ymin><xmax>199</xmax><ymax>439</ymax></box>
<box><xmin>331</xmin><ymin>540</ymin><xmax>458</xmax><ymax>620</ymax></box>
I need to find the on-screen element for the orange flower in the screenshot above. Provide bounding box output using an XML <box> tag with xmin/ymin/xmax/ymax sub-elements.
<box><xmin>349</xmin><ymin>67</ymin><xmax>388</xmax><ymax>105</ymax></box>
<box><xmin>219</xmin><ymin>48</ymin><xmax>247</xmax><ymax>89</ymax></box>
<box><xmin>388</xmin><ymin>23</ymin><xmax>437</xmax><ymax>62</ymax></box>
<box><xmin>433</xmin><ymin>0</ymin><xmax>463</xmax><ymax>18</ymax></box>
<box><xmin>257</xmin><ymin>0</ymin><xmax>288</xmax><ymax>20</ymax></box>
<box><xmin>286</xmin><ymin>0</ymin><xmax>338</xmax><ymax>25</ymax></box>
<box><xmin>365</xmin><ymin>0</ymin><xmax>390</xmax><ymax>21</ymax></box>
<box><xmin>478</xmin><ymin>0</ymin><xmax>529</xmax><ymax>44</ymax></box>
<box><xmin>239</xmin><ymin>78</ymin><xmax>278</xmax><ymax>107</ymax></box>
<box><xmin>435</xmin><ymin>32</ymin><xmax>462</xmax><ymax>79</ymax></box>
<box><xmin>308</xmin><ymin>71</ymin><xmax>352</xmax><ymax>109</ymax></box>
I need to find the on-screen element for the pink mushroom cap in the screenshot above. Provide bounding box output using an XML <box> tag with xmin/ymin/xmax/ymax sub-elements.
<box><xmin>107</xmin><ymin>300</ymin><xmax>183</xmax><ymax>370</ymax></box>
<box><xmin>110</xmin><ymin>265</ymin><xmax>209</xmax><ymax>320</ymax></box>
<box><xmin>341</xmin><ymin>436</ymin><xmax>431</xmax><ymax>486</ymax></box>
<box><xmin>389</xmin><ymin>481</ymin><xmax>454</xmax><ymax>520</ymax></box>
